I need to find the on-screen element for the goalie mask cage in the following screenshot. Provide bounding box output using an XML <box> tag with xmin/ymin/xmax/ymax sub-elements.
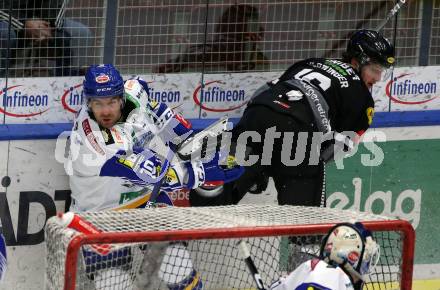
<box><xmin>45</xmin><ymin>205</ymin><xmax>415</xmax><ymax>290</ymax></box>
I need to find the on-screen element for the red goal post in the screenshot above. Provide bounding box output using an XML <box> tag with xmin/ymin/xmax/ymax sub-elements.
<box><xmin>45</xmin><ymin>205</ymin><xmax>415</xmax><ymax>290</ymax></box>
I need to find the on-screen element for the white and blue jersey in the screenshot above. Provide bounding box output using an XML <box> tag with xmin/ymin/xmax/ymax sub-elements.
<box><xmin>67</xmin><ymin>79</ymin><xmax>194</xmax><ymax>212</ymax></box>
<box><xmin>270</xmin><ymin>259</ymin><xmax>354</xmax><ymax>290</ymax></box>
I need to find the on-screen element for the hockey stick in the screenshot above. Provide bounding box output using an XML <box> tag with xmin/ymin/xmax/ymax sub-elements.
<box><xmin>146</xmin><ymin>150</ymin><xmax>173</xmax><ymax>207</ymax></box>
<box><xmin>375</xmin><ymin>0</ymin><xmax>408</xmax><ymax>32</ymax></box>
<box><xmin>237</xmin><ymin>240</ymin><xmax>267</xmax><ymax>290</ymax></box>
<box><xmin>323</xmin><ymin>0</ymin><xmax>408</xmax><ymax>58</ymax></box>
<box><xmin>146</xmin><ymin>117</ymin><xmax>231</xmax><ymax>206</ymax></box>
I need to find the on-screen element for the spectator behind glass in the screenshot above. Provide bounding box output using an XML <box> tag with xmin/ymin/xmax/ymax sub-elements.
<box><xmin>153</xmin><ymin>4</ymin><xmax>269</xmax><ymax>73</ymax></box>
<box><xmin>0</xmin><ymin>0</ymin><xmax>93</xmax><ymax>77</ymax></box>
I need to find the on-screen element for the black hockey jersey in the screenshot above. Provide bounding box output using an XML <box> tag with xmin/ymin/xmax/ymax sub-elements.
<box><xmin>249</xmin><ymin>58</ymin><xmax>375</xmax><ymax>135</ymax></box>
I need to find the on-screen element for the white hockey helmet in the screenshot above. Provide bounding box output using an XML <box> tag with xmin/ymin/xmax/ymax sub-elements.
<box><xmin>320</xmin><ymin>222</ymin><xmax>380</xmax><ymax>282</ymax></box>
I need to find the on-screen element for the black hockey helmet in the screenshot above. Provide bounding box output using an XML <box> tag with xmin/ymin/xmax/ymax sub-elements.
<box><xmin>345</xmin><ymin>30</ymin><xmax>395</xmax><ymax>68</ymax></box>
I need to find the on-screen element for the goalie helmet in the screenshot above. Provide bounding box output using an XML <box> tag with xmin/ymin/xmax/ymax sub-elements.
<box><xmin>345</xmin><ymin>29</ymin><xmax>395</xmax><ymax>68</ymax></box>
<box><xmin>83</xmin><ymin>64</ymin><xmax>125</xmax><ymax>102</ymax></box>
<box><xmin>320</xmin><ymin>222</ymin><xmax>380</xmax><ymax>283</ymax></box>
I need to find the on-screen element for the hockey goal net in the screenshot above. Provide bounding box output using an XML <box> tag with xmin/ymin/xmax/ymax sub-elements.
<box><xmin>45</xmin><ymin>205</ymin><xmax>414</xmax><ymax>290</ymax></box>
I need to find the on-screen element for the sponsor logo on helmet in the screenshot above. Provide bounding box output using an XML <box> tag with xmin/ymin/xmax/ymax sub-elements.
<box><xmin>193</xmin><ymin>80</ymin><xmax>247</xmax><ymax>112</ymax></box>
<box><xmin>61</xmin><ymin>83</ymin><xmax>84</xmax><ymax>113</ymax></box>
<box><xmin>0</xmin><ymin>85</ymin><xmax>49</xmax><ymax>117</ymax></box>
<box><xmin>95</xmin><ymin>74</ymin><xmax>110</xmax><ymax>83</ymax></box>
<box><xmin>385</xmin><ymin>73</ymin><xmax>437</xmax><ymax>105</ymax></box>
<box><xmin>345</xmin><ymin>233</ymin><xmax>358</xmax><ymax>239</ymax></box>
<box><xmin>96</xmin><ymin>87</ymin><xmax>112</xmax><ymax>92</ymax></box>
<box><xmin>387</xmin><ymin>57</ymin><xmax>395</xmax><ymax>65</ymax></box>
<box><xmin>347</xmin><ymin>251</ymin><xmax>360</xmax><ymax>264</ymax></box>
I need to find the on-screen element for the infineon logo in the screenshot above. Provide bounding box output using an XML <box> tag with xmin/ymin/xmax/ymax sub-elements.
<box><xmin>148</xmin><ymin>82</ymin><xmax>181</xmax><ymax>104</ymax></box>
<box><xmin>62</xmin><ymin>82</ymin><xmax>181</xmax><ymax>113</ymax></box>
<box><xmin>193</xmin><ymin>80</ymin><xmax>247</xmax><ymax>112</ymax></box>
<box><xmin>385</xmin><ymin>73</ymin><xmax>437</xmax><ymax>105</ymax></box>
<box><xmin>0</xmin><ymin>85</ymin><xmax>49</xmax><ymax>117</ymax></box>
<box><xmin>61</xmin><ymin>84</ymin><xmax>84</xmax><ymax>113</ymax></box>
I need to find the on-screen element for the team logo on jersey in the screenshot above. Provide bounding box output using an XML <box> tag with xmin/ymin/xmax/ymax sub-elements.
<box><xmin>95</xmin><ymin>74</ymin><xmax>110</xmax><ymax>83</ymax></box>
<box><xmin>366</xmin><ymin>107</ymin><xmax>374</xmax><ymax>125</ymax></box>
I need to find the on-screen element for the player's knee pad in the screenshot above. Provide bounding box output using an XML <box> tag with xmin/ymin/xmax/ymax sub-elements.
<box><xmin>159</xmin><ymin>243</ymin><xmax>203</xmax><ymax>290</ymax></box>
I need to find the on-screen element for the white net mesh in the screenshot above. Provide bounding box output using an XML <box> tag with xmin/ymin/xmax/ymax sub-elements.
<box><xmin>45</xmin><ymin>205</ymin><xmax>411</xmax><ymax>290</ymax></box>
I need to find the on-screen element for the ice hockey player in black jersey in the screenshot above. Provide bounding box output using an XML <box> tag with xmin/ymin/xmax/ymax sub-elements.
<box><xmin>190</xmin><ymin>29</ymin><xmax>395</xmax><ymax>207</ymax></box>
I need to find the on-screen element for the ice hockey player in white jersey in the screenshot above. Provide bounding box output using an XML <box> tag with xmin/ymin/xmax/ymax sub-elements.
<box><xmin>66</xmin><ymin>64</ymin><xmax>243</xmax><ymax>290</ymax></box>
<box><xmin>67</xmin><ymin>64</ymin><xmax>243</xmax><ymax>212</ymax></box>
<box><xmin>270</xmin><ymin>222</ymin><xmax>380</xmax><ymax>290</ymax></box>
